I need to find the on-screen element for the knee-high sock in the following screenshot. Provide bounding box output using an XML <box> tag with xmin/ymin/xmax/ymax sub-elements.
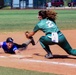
<box><xmin>24</xmin><ymin>39</ymin><xmax>32</xmax><ymax>46</ymax></box>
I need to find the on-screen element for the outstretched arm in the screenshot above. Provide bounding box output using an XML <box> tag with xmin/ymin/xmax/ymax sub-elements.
<box><xmin>25</xmin><ymin>31</ymin><xmax>35</xmax><ymax>38</ymax></box>
<box><xmin>14</xmin><ymin>50</ymin><xmax>21</xmax><ymax>55</ymax></box>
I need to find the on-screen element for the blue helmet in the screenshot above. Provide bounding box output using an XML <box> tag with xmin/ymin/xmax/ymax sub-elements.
<box><xmin>6</xmin><ymin>37</ymin><xmax>14</xmax><ymax>43</ymax></box>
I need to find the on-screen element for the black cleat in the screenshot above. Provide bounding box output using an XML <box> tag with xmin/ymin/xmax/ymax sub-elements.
<box><xmin>45</xmin><ymin>53</ymin><xmax>53</xmax><ymax>59</ymax></box>
<box><xmin>22</xmin><ymin>43</ymin><xmax>27</xmax><ymax>48</ymax></box>
<box><xmin>21</xmin><ymin>43</ymin><xmax>27</xmax><ymax>50</ymax></box>
<box><xmin>29</xmin><ymin>37</ymin><xmax>35</xmax><ymax>45</ymax></box>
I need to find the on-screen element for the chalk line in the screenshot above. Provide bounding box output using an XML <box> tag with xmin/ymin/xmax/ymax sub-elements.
<box><xmin>0</xmin><ymin>56</ymin><xmax>7</xmax><ymax>58</ymax></box>
<box><xmin>21</xmin><ymin>59</ymin><xmax>76</xmax><ymax>68</ymax></box>
<box><xmin>0</xmin><ymin>55</ymin><xmax>76</xmax><ymax>68</ymax></box>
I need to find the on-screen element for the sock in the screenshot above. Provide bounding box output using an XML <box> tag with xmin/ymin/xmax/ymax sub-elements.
<box><xmin>24</xmin><ymin>39</ymin><xmax>32</xmax><ymax>46</ymax></box>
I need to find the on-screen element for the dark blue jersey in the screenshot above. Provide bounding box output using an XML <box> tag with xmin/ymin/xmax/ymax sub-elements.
<box><xmin>1</xmin><ymin>42</ymin><xmax>18</xmax><ymax>54</ymax></box>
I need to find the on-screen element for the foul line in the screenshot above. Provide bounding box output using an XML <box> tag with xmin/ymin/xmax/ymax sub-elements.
<box><xmin>22</xmin><ymin>59</ymin><xmax>76</xmax><ymax>68</ymax></box>
<box><xmin>0</xmin><ymin>55</ymin><xmax>76</xmax><ymax>68</ymax></box>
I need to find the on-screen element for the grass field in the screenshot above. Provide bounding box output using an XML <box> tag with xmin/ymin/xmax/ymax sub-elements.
<box><xmin>0</xmin><ymin>66</ymin><xmax>57</xmax><ymax>75</ymax></box>
<box><xmin>0</xmin><ymin>9</ymin><xmax>76</xmax><ymax>32</ymax></box>
<box><xmin>0</xmin><ymin>9</ymin><xmax>76</xmax><ymax>75</ymax></box>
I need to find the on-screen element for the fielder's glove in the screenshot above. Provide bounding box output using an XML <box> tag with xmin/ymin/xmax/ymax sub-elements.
<box><xmin>25</xmin><ymin>31</ymin><xmax>29</xmax><ymax>38</ymax></box>
<box><xmin>25</xmin><ymin>31</ymin><xmax>35</xmax><ymax>45</ymax></box>
<box><xmin>25</xmin><ymin>31</ymin><xmax>33</xmax><ymax>39</ymax></box>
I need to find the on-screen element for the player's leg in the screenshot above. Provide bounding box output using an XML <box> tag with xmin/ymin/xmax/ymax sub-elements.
<box><xmin>39</xmin><ymin>36</ymin><xmax>54</xmax><ymax>59</ymax></box>
<box><xmin>15</xmin><ymin>37</ymin><xmax>35</xmax><ymax>50</ymax></box>
<box><xmin>22</xmin><ymin>36</ymin><xmax>35</xmax><ymax>47</ymax></box>
<box><xmin>27</xmin><ymin>36</ymin><xmax>35</xmax><ymax>45</ymax></box>
<box><xmin>58</xmin><ymin>34</ymin><xmax>76</xmax><ymax>56</ymax></box>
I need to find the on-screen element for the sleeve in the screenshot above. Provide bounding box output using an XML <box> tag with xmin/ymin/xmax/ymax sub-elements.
<box><xmin>13</xmin><ymin>46</ymin><xmax>18</xmax><ymax>51</ymax></box>
<box><xmin>33</xmin><ymin>25</ymin><xmax>40</xmax><ymax>32</ymax></box>
<box><xmin>0</xmin><ymin>42</ymin><xmax>3</xmax><ymax>48</ymax></box>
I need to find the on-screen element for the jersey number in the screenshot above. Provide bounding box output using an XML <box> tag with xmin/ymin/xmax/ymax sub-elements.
<box><xmin>46</xmin><ymin>21</ymin><xmax>54</xmax><ymax>28</ymax></box>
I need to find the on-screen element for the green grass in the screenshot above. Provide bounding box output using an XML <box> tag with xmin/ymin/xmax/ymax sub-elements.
<box><xmin>56</xmin><ymin>10</ymin><xmax>76</xmax><ymax>30</ymax></box>
<box><xmin>0</xmin><ymin>10</ymin><xmax>38</xmax><ymax>32</ymax></box>
<box><xmin>0</xmin><ymin>9</ymin><xmax>76</xmax><ymax>32</ymax></box>
<box><xmin>0</xmin><ymin>66</ymin><xmax>57</xmax><ymax>75</ymax></box>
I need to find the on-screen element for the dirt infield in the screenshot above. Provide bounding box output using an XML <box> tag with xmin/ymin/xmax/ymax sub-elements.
<box><xmin>0</xmin><ymin>30</ymin><xmax>76</xmax><ymax>75</ymax></box>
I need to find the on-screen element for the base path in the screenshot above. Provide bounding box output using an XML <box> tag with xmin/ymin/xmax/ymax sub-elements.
<box><xmin>0</xmin><ymin>30</ymin><xmax>76</xmax><ymax>75</ymax></box>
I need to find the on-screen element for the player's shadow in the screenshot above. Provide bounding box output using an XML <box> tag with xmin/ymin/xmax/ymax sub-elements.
<box><xmin>53</xmin><ymin>55</ymin><xmax>76</xmax><ymax>59</ymax></box>
<box><xmin>33</xmin><ymin>53</ymin><xmax>76</xmax><ymax>59</ymax></box>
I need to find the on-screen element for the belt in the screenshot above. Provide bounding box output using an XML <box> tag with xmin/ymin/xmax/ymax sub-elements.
<box><xmin>57</xmin><ymin>31</ymin><xmax>61</xmax><ymax>33</ymax></box>
<box><xmin>46</xmin><ymin>31</ymin><xmax>61</xmax><ymax>35</ymax></box>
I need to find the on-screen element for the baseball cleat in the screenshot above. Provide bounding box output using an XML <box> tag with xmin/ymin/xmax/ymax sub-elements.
<box><xmin>22</xmin><ymin>43</ymin><xmax>27</xmax><ymax>48</ymax></box>
<box><xmin>45</xmin><ymin>53</ymin><xmax>53</xmax><ymax>59</ymax></box>
<box><xmin>21</xmin><ymin>43</ymin><xmax>27</xmax><ymax>50</ymax></box>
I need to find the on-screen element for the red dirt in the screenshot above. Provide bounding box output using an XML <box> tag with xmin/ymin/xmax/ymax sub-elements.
<box><xmin>0</xmin><ymin>30</ymin><xmax>76</xmax><ymax>75</ymax></box>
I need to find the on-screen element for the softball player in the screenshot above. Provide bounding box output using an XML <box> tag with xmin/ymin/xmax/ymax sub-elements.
<box><xmin>25</xmin><ymin>9</ymin><xmax>76</xmax><ymax>59</ymax></box>
<box><xmin>0</xmin><ymin>37</ymin><xmax>35</xmax><ymax>54</ymax></box>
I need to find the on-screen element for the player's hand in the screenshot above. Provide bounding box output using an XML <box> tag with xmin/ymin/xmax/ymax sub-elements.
<box><xmin>25</xmin><ymin>31</ymin><xmax>30</xmax><ymax>38</ymax></box>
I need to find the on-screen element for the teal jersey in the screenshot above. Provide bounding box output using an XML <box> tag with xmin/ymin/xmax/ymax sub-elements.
<box><xmin>33</xmin><ymin>19</ymin><xmax>60</xmax><ymax>34</ymax></box>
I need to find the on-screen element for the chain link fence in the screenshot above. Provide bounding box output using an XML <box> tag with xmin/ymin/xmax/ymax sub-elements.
<box><xmin>0</xmin><ymin>0</ymin><xmax>76</xmax><ymax>9</ymax></box>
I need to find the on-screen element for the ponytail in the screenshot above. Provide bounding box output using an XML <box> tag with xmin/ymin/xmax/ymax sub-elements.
<box><xmin>38</xmin><ymin>9</ymin><xmax>57</xmax><ymax>23</ymax></box>
<box><xmin>46</xmin><ymin>9</ymin><xmax>57</xmax><ymax>22</ymax></box>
